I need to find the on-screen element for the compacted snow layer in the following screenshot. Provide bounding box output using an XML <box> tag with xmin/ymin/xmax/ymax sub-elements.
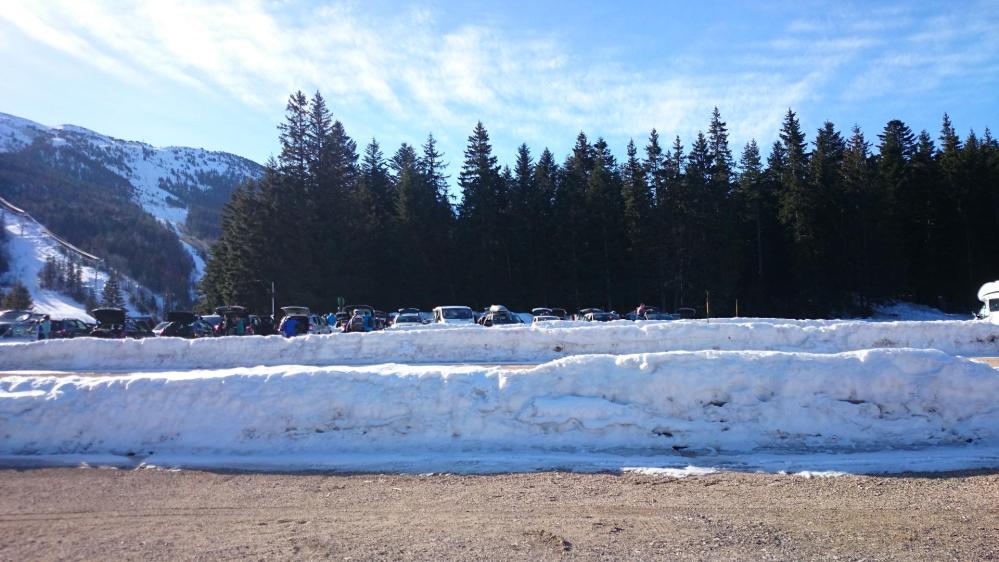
<box><xmin>2</xmin><ymin>318</ymin><xmax>998</xmax><ymax>371</ymax></box>
<box><xmin>2</xmin><ymin>349</ymin><xmax>998</xmax><ymax>468</ymax></box>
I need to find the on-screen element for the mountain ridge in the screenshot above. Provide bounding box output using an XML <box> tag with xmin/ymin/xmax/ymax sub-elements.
<box><xmin>0</xmin><ymin>111</ymin><xmax>264</xmax><ymax>302</ymax></box>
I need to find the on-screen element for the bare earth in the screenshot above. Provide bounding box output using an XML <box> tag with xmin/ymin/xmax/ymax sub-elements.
<box><xmin>1</xmin><ymin>468</ymin><xmax>997</xmax><ymax>561</ymax></box>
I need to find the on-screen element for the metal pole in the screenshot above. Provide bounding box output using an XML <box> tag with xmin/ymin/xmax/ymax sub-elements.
<box><xmin>271</xmin><ymin>281</ymin><xmax>275</xmax><ymax>319</ymax></box>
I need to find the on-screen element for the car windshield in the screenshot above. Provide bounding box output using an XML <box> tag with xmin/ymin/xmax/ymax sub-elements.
<box><xmin>0</xmin><ymin>310</ymin><xmax>28</xmax><ymax>321</ymax></box>
<box><xmin>443</xmin><ymin>309</ymin><xmax>472</xmax><ymax>320</ymax></box>
<box><xmin>990</xmin><ymin>299</ymin><xmax>999</xmax><ymax>312</ymax></box>
<box><xmin>397</xmin><ymin>315</ymin><xmax>420</xmax><ymax>322</ymax></box>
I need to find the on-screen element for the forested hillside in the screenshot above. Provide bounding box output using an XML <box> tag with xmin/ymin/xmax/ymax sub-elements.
<box><xmin>203</xmin><ymin>91</ymin><xmax>999</xmax><ymax>317</ymax></box>
<box><xmin>0</xmin><ymin>140</ymin><xmax>194</xmax><ymax>301</ymax></box>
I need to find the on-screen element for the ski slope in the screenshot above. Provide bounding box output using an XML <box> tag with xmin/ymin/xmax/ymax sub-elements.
<box><xmin>0</xmin><ymin>208</ymin><xmax>154</xmax><ymax>321</ymax></box>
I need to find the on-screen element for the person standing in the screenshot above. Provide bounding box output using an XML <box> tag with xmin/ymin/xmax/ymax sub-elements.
<box><xmin>41</xmin><ymin>315</ymin><xmax>51</xmax><ymax>339</ymax></box>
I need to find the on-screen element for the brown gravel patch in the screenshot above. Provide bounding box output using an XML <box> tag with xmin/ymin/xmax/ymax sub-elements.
<box><xmin>1</xmin><ymin>467</ymin><xmax>997</xmax><ymax>561</ymax></box>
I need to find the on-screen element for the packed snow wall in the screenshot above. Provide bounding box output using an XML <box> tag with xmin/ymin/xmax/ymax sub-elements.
<box><xmin>2</xmin><ymin>319</ymin><xmax>998</xmax><ymax>371</ymax></box>
<box><xmin>2</xmin><ymin>349</ymin><xmax>998</xmax><ymax>458</ymax></box>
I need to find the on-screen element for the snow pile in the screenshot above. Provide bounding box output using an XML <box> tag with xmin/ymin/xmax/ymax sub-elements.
<box><xmin>3</xmin><ymin>318</ymin><xmax>998</xmax><ymax>370</ymax></box>
<box><xmin>869</xmin><ymin>301</ymin><xmax>968</xmax><ymax>322</ymax></box>
<box><xmin>2</xmin><ymin>349</ymin><xmax>997</xmax><ymax>461</ymax></box>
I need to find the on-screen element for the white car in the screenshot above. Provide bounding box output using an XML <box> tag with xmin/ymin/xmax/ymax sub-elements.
<box><xmin>432</xmin><ymin>306</ymin><xmax>476</xmax><ymax>325</ymax></box>
<box><xmin>389</xmin><ymin>313</ymin><xmax>425</xmax><ymax>329</ymax></box>
<box><xmin>978</xmin><ymin>281</ymin><xmax>999</xmax><ymax>324</ymax></box>
<box><xmin>532</xmin><ymin>315</ymin><xmax>560</xmax><ymax>323</ymax></box>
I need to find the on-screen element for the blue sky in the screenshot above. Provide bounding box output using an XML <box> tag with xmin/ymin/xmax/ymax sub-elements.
<box><xmin>1</xmin><ymin>0</ymin><xmax>997</xmax><ymax>169</ymax></box>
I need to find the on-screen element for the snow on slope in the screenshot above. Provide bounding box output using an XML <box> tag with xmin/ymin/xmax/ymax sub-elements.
<box><xmin>2</xmin><ymin>318</ymin><xmax>998</xmax><ymax>370</ymax></box>
<box><xmin>0</xmin><ymin>209</ymin><xmax>152</xmax><ymax>321</ymax></box>
<box><xmin>2</xmin><ymin>349</ymin><xmax>997</xmax><ymax>467</ymax></box>
<box><xmin>0</xmin><ymin>112</ymin><xmax>261</xmax><ymax>282</ymax></box>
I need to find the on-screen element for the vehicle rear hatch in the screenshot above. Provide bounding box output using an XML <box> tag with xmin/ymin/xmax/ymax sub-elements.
<box><xmin>281</xmin><ymin>306</ymin><xmax>311</xmax><ymax>317</ymax></box>
<box><xmin>91</xmin><ymin>308</ymin><xmax>126</xmax><ymax>326</ymax></box>
<box><xmin>167</xmin><ymin>311</ymin><xmax>197</xmax><ymax>324</ymax></box>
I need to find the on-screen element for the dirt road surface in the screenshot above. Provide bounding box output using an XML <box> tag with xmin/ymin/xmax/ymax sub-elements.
<box><xmin>1</xmin><ymin>468</ymin><xmax>997</xmax><ymax>561</ymax></box>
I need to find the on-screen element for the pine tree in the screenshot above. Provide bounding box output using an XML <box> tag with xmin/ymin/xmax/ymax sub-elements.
<box><xmin>101</xmin><ymin>273</ymin><xmax>125</xmax><ymax>309</ymax></box>
<box><xmin>735</xmin><ymin>140</ymin><xmax>765</xmax><ymax>304</ymax></box>
<box><xmin>456</xmin><ymin>122</ymin><xmax>503</xmax><ymax>304</ymax></box>
<box><xmin>38</xmin><ymin>256</ymin><xmax>58</xmax><ymax>289</ymax></box>
<box><xmin>621</xmin><ymin>139</ymin><xmax>653</xmax><ymax>302</ymax></box>
<box><xmin>806</xmin><ymin>121</ymin><xmax>847</xmax><ymax>310</ymax></box>
<box><xmin>873</xmin><ymin>119</ymin><xmax>915</xmax><ymax>302</ymax></box>
<box><xmin>277</xmin><ymin>90</ymin><xmax>310</xmax><ymax>184</ymax></box>
<box><xmin>1</xmin><ymin>281</ymin><xmax>32</xmax><ymax>310</ymax></box>
<box><xmin>533</xmin><ymin>148</ymin><xmax>559</xmax><ymax>305</ymax></box>
<box><xmin>582</xmin><ymin>138</ymin><xmax>625</xmax><ymax>308</ymax></box>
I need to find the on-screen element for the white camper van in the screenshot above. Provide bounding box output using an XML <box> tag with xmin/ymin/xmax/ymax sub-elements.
<box><xmin>978</xmin><ymin>281</ymin><xmax>999</xmax><ymax>324</ymax></box>
<box><xmin>432</xmin><ymin>306</ymin><xmax>476</xmax><ymax>325</ymax></box>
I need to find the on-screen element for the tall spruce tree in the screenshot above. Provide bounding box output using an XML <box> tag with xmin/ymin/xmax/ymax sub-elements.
<box><xmin>456</xmin><ymin>122</ymin><xmax>503</xmax><ymax>305</ymax></box>
<box><xmin>101</xmin><ymin>273</ymin><xmax>125</xmax><ymax>309</ymax></box>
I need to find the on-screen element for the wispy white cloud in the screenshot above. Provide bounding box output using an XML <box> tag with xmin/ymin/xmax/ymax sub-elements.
<box><xmin>0</xmin><ymin>0</ymin><xmax>994</xmax><ymax>157</ymax></box>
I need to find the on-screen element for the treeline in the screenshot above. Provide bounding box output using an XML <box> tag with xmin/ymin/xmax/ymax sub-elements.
<box><xmin>38</xmin><ymin>254</ymin><xmax>94</xmax><ymax>308</ymax></box>
<box><xmin>0</xmin><ymin>140</ymin><xmax>195</xmax><ymax>303</ymax></box>
<box><xmin>202</xmin><ymin>91</ymin><xmax>999</xmax><ymax>317</ymax></box>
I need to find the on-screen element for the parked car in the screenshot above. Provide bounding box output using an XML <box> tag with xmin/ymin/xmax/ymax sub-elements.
<box><xmin>279</xmin><ymin>306</ymin><xmax>314</xmax><ymax>336</ymax></box>
<box><xmin>90</xmin><ymin>308</ymin><xmax>151</xmax><ymax>339</ymax></box>
<box><xmin>200</xmin><ymin>314</ymin><xmax>222</xmax><ymax>336</ymax></box>
<box><xmin>215</xmin><ymin>306</ymin><xmax>251</xmax><ymax>335</ymax></box>
<box><xmin>432</xmin><ymin>306</ymin><xmax>476</xmax><ymax>325</ymax></box>
<box><xmin>333</xmin><ymin>311</ymin><xmax>350</xmax><ymax>329</ymax></box>
<box><xmin>978</xmin><ymin>281</ymin><xmax>999</xmax><ymax>324</ymax></box>
<box><xmin>583</xmin><ymin>311</ymin><xmax>616</xmax><ymax>322</ymax></box>
<box><xmin>248</xmin><ymin>315</ymin><xmax>275</xmax><ymax>336</ymax></box>
<box><xmin>532</xmin><ymin>315</ymin><xmax>561</xmax><ymax>323</ymax></box>
<box><xmin>311</xmin><ymin>313</ymin><xmax>333</xmax><ymax>334</ymax></box>
<box><xmin>152</xmin><ymin>311</ymin><xmax>199</xmax><ymax>338</ymax></box>
<box><xmin>550</xmin><ymin>308</ymin><xmax>568</xmax><ymax>320</ymax></box>
<box><xmin>531</xmin><ymin>307</ymin><xmax>553</xmax><ymax>317</ymax></box>
<box><xmin>51</xmin><ymin>318</ymin><xmax>92</xmax><ymax>338</ymax></box>
<box><xmin>0</xmin><ymin>311</ymin><xmax>41</xmax><ymax>339</ymax></box>
<box><xmin>130</xmin><ymin>316</ymin><xmax>157</xmax><ymax>332</ymax></box>
<box><xmin>374</xmin><ymin>310</ymin><xmax>389</xmax><ymax>330</ymax></box>
<box><xmin>342</xmin><ymin>305</ymin><xmax>377</xmax><ymax>333</ymax></box>
<box><xmin>479</xmin><ymin>305</ymin><xmax>523</xmax><ymax>326</ymax></box>
<box><xmin>674</xmin><ymin>307</ymin><xmax>697</xmax><ymax>319</ymax></box>
<box><xmin>575</xmin><ymin>307</ymin><xmax>604</xmax><ymax>320</ymax></box>
<box><xmin>644</xmin><ymin>311</ymin><xmax>673</xmax><ymax>320</ymax></box>
<box><xmin>389</xmin><ymin>312</ymin><xmax>425</xmax><ymax>328</ymax></box>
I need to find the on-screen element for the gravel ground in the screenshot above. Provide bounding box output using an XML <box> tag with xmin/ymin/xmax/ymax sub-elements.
<box><xmin>1</xmin><ymin>467</ymin><xmax>997</xmax><ymax>561</ymax></box>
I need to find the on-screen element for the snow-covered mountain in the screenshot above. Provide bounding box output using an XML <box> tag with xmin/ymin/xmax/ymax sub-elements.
<box><xmin>0</xmin><ymin>112</ymin><xmax>263</xmax><ymax>284</ymax></box>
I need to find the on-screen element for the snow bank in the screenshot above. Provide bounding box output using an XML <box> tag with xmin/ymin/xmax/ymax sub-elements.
<box><xmin>869</xmin><ymin>301</ymin><xmax>968</xmax><ymax>322</ymax></box>
<box><xmin>3</xmin><ymin>318</ymin><xmax>998</xmax><ymax>371</ymax></box>
<box><xmin>2</xmin><ymin>349</ymin><xmax>998</xmax><ymax>464</ymax></box>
